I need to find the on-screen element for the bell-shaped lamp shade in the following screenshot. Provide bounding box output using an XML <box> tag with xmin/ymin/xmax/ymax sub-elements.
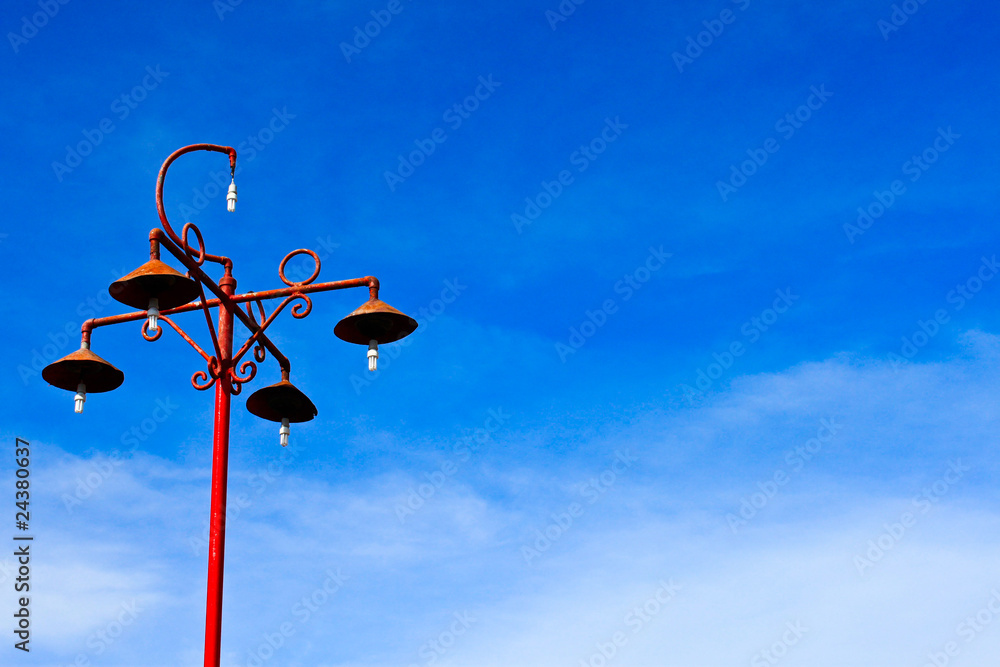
<box><xmin>246</xmin><ymin>380</ymin><xmax>317</xmax><ymax>447</ymax></box>
<box><xmin>42</xmin><ymin>348</ymin><xmax>125</xmax><ymax>393</ymax></box>
<box><xmin>109</xmin><ymin>260</ymin><xmax>200</xmax><ymax>311</ymax></box>
<box><xmin>334</xmin><ymin>298</ymin><xmax>418</xmax><ymax>346</ymax></box>
<box><xmin>42</xmin><ymin>347</ymin><xmax>124</xmax><ymax>413</ymax></box>
<box><xmin>246</xmin><ymin>380</ymin><xmax>318</xmax><ymax>424</ymax></box>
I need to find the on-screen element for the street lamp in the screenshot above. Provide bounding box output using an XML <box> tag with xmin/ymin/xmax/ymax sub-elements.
<box><xmin>41</xmin><ymin>143</ymin><xmax>417</xmax><ymax>667</ymax></box>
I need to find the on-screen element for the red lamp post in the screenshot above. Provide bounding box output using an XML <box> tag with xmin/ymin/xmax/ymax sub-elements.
<box><xmin>41</xmin><ymin>144</ymin><xmax>418</xmax><ymax>667</ymax></box>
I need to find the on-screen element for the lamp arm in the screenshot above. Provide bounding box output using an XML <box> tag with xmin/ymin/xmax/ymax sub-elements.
<box><xmin>155</xmin><ymin>143</ymin><xmax>237</xmax><ymax>270</ymax></box>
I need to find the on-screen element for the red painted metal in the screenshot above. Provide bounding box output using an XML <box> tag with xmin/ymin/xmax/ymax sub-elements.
<box><xmin>155</xmin><ymin>143</ymin><xmax>237</xmax><ymax>269</ymax></box>
<box><xmin>231</xmin><ymin>293</ymin><xmax>311</xmax><ymax>367</ymax></box>
<box><xmin>45</xmin><ymin>144</ymin><xmax>418</xmax><ymax>667</ymax></box>
<box><xmin>155</xmin><ymin>316</ymin><xmax>213</xmax><ymax>365</ymax></box>
<box><xmin>204</xmin><ymin>270</ymin><xmax>235</xmax><ymax>667</ymax></box>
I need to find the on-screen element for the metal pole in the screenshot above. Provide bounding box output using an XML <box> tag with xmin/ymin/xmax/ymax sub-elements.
<box><xmin>204</xmin><ymin>271</ymin><xmax>236</xmax><ymax>667</ymax></box>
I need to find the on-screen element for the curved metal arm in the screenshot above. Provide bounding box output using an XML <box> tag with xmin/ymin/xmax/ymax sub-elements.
<box><xmin>156</xmin><ymin>144</ymin><xmax>237</xmax><ymax>269</ymax></box>
<box><xmin>158</xmin><ymin>315</ymin><xmax>216</xmax><ymax>366</ymax></box>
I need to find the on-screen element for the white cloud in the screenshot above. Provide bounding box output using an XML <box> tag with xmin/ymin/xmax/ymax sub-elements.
<box><xmin>27</xmin><ymin>333</ymin><xmax>1000</xmax><ymax>666</ymax></box>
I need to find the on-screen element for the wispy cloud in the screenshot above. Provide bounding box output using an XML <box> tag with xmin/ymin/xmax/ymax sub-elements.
<box><xmin>23</xmin><ymin>332</ymin><xmax>1000</xmax><ymax>665</ymax></box>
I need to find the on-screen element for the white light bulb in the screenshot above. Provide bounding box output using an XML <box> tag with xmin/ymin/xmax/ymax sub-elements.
<box><xmin>279</xmin><ymin>418</ymin><xmax>290</xmax><ymax>447</ymax></box>
<box><xmin>227</xmin><ymin>179</ymin><xmax>237</xmax><ymax>212</ymax></box>
<box><xmin>368</xmin><ymin>339</ymin><xmax>378</xmax><ymax>372</ymax></box>
<box><xmin>74</xmin><ymin>382</ymin><xmax>86</xmax><ymax>414</ymax></box>
<box><xmin>147</xmin><ymin>297</ymin><xmax>159</xmax><ymax>332</ymax></box>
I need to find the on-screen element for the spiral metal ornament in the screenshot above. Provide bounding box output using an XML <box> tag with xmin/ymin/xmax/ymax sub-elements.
<box><xmin>192</xmin><ymin>370</ymin><xmax>216</xmax><ymax>391</ymax></box>
<box><xmin>278</xmin><ymin>249</ymin><xmax>321</xmax><ymax>287</ymax></box>
<box><xmin>289</xmin><ymin>293</ymin><xmax>313</xmax><ymax>319</ymax></box>
<box><xmin>232</xmin><ymin>359</ymin><xmax>257</xmax><ymax>386</ymax></box>
<box><xmin>181</xmin><ymin>222</ymin><xmax>207</xmax><ymax>266</ymax></box>
<box><xmin>141</xmin><ymin>320</ymin><xmax>163</xmax><ymax>342</ymax></box>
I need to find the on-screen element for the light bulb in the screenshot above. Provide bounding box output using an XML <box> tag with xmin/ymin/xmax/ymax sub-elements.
<box><xmin>227</xmin><ymin>179</ymin><xmax>237</xmax><ymax>212</ymax></box>
<box><xmin>147</xmin><ymin>297</ymin><xmax>159</xmax><ymax>332</ymax></box>
<box><xmin>279</xmin><ymin>418</ymin><xmax>290</xmax><ymax>447</ymax></box>
<box><xmin>368</xmin><ymin>339</ymin><xmax>378</xmax><ymax>372</ymax></box>
<box><xmin>74</xmin><ymin>382</ymin><xmax>86</xmax><ymax>414</ymax></box>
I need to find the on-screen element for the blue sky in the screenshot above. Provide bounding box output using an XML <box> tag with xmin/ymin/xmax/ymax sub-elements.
<box><xmin>4</xmin><ymin>0</ymin><xmax>1000</xmax><ymax>665</ymax></box>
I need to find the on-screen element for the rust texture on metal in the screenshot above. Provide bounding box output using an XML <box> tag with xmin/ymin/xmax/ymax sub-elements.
<box><xmin>334</xmin><ymin>297</ymin><xmax>419</xmax><ymax>345</ymax></box>
<box><xmin>109</xmin><ymin>259</ymin><xmax>200</xmax><ymax>310</ymax></box>
<box><xmin>246</xmin><ymin>380</ymin><xmax>318</xmax><ymax>423</ymax></box>
<box><xmin>41</xmin><ymin>347</ymin><xmax>124</xmax><ymax>392</ymax></box>
<box><xmin>155</xmin><ymin>143</ymin><xmax>237</xmax><ymax>270</ymax></box>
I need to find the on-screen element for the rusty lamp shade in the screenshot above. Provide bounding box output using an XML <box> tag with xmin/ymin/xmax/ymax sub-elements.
<box><xmin>42</xmin><ymin>348</ymin><xmax>124</xmax><ymax>393</ymax></box>
<box><xmin>109</xmin><ymin>259</ymin><xmax>200</xmax><ymax>311</ymax></box>
<box><xmin>246</xmin><ymin>380</ymin><xmax>317</xmax><ymax>423</ymax></box>
<box><xmin>334</xmin><ymin>298</ymin><xmax>418</xmax><ymax>346</ymax></box>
